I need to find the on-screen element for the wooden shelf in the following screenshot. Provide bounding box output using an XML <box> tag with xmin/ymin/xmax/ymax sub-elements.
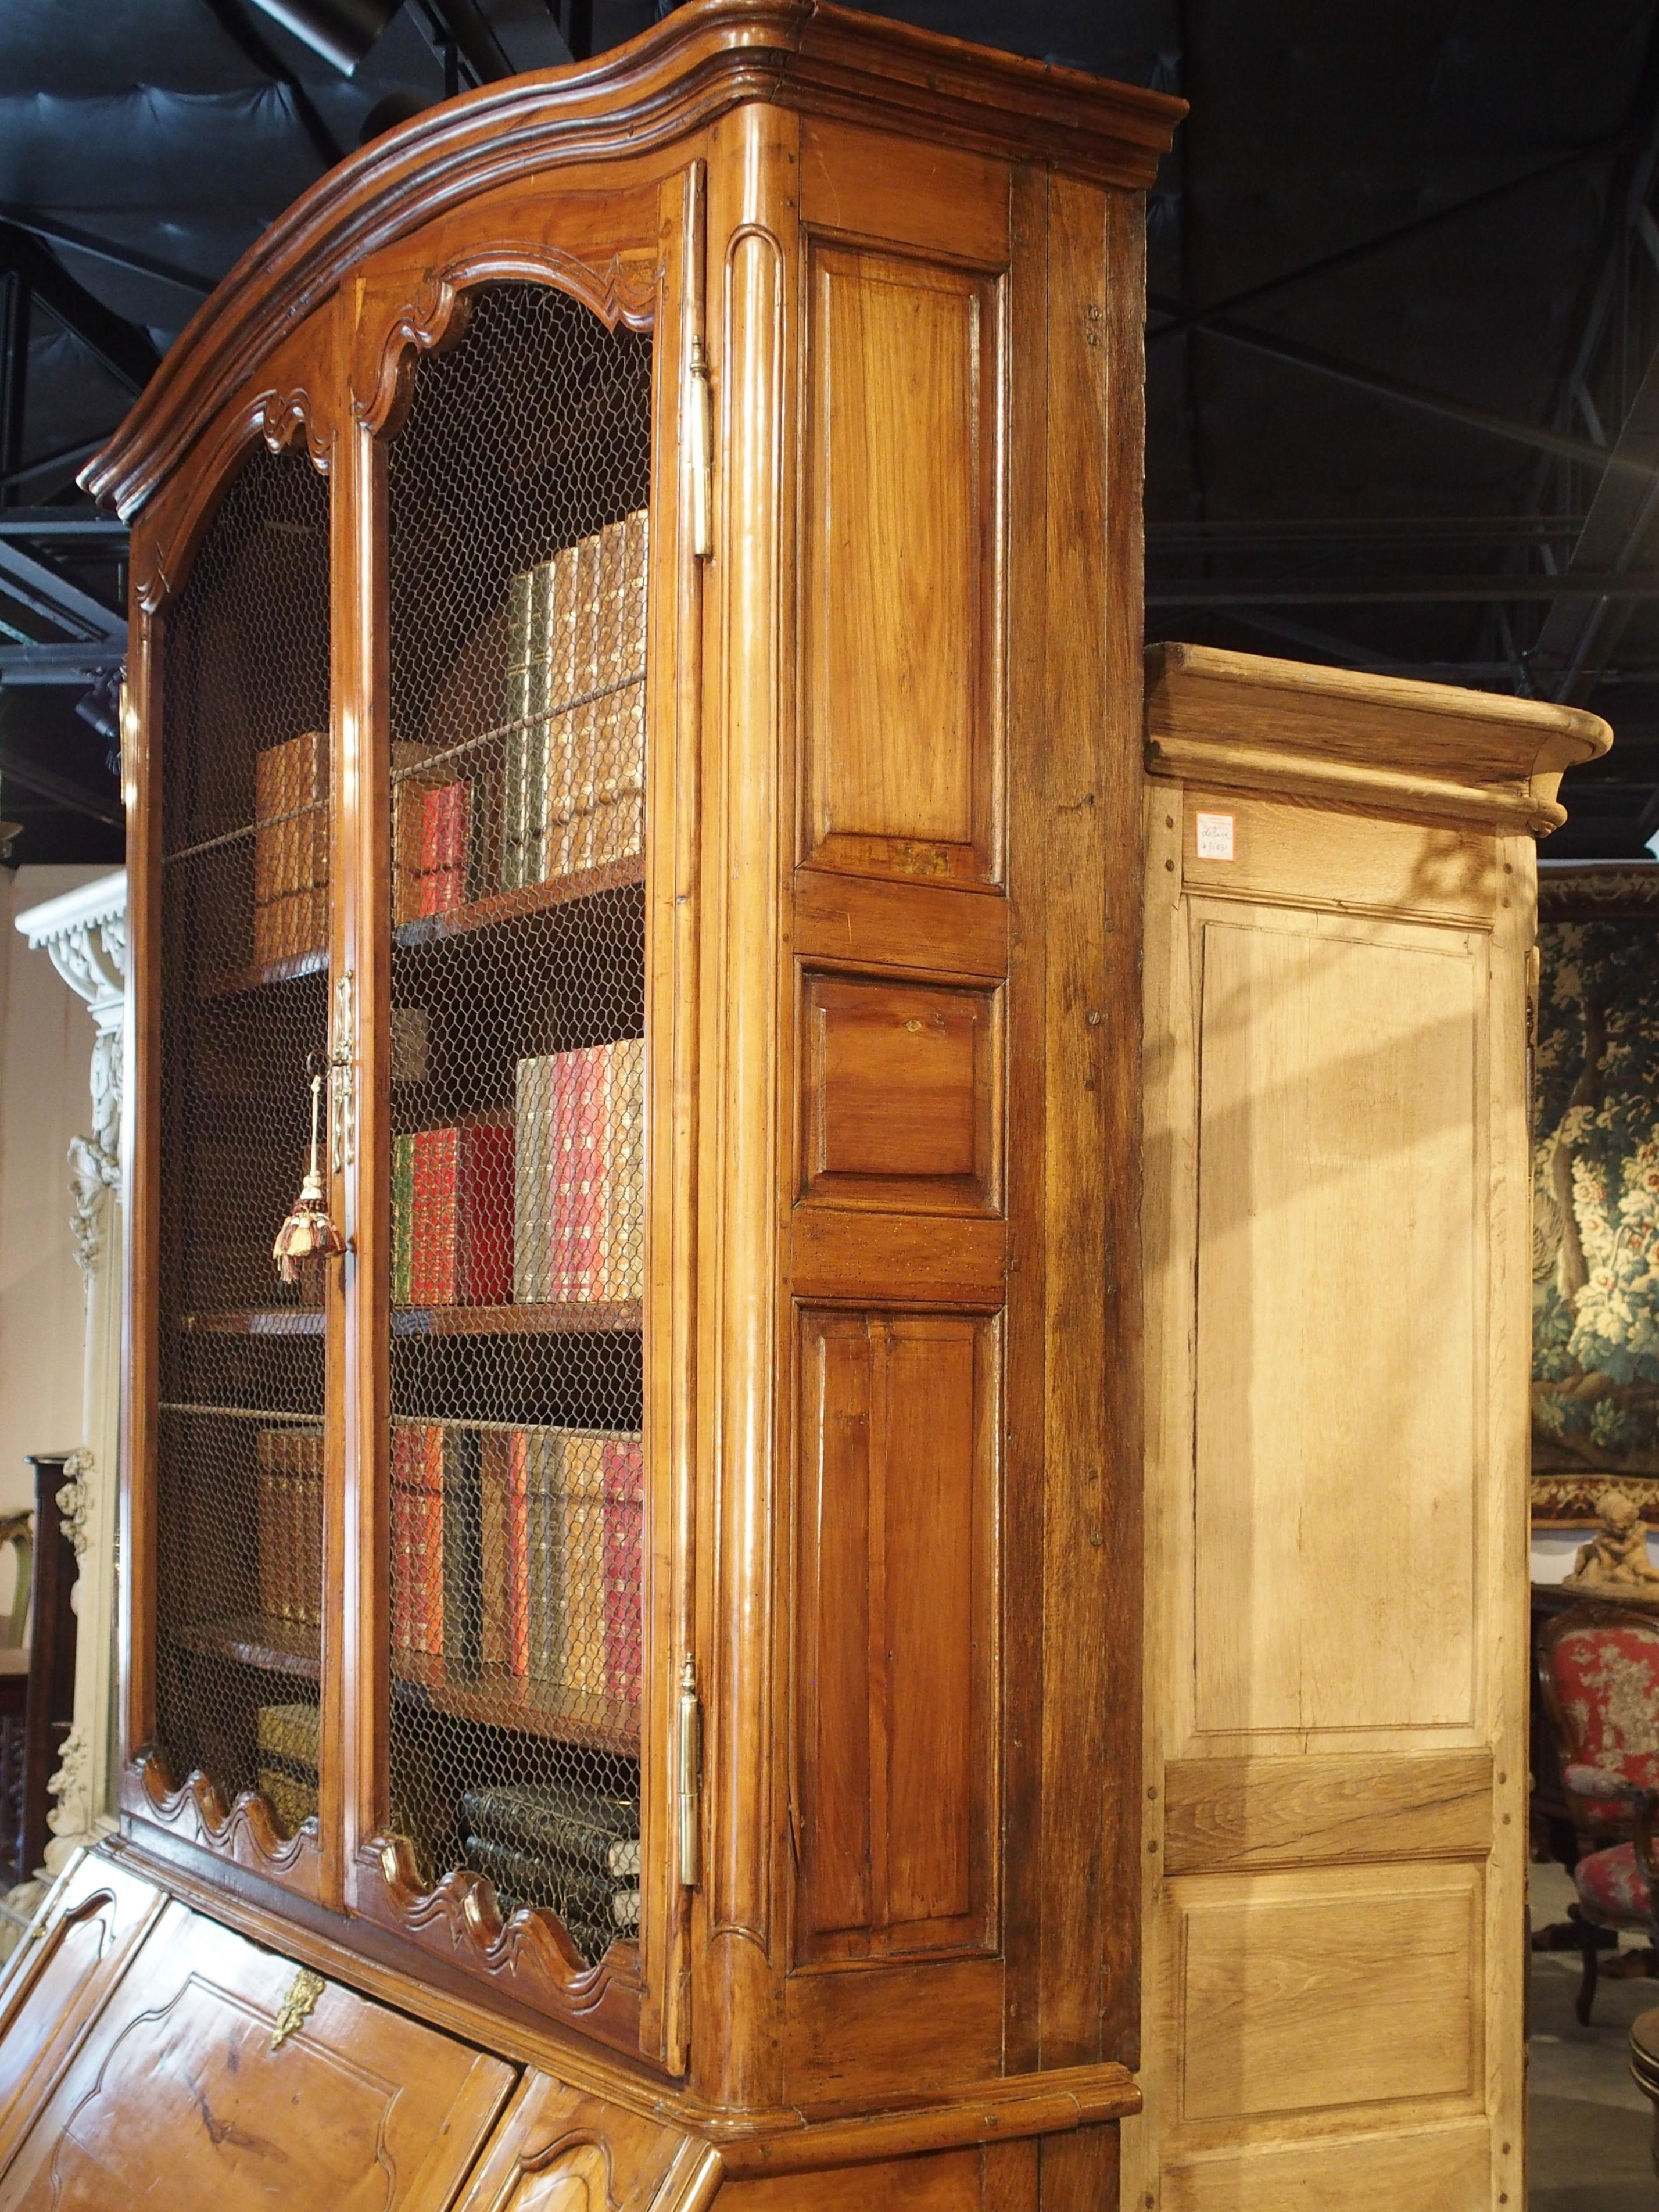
<box><xmin>174</xmin><ymin>1614</ymin><xmax>320</xmax><ymax>1679</ymax></box>
<box><xmin>392</xmin><ymin>1656</ymin><xmax>639</xmax><ymax>1755</ymax></box>
<box><xmin>180</xmin><ymin>1302</ymin><xmax>638</xmax><ymax>1339</ymax></box>
<box><xmin>392</xmin><ymin>1300</ymin><xmax>640</xmax><ymax>1339</ymax></box>
<box><xmin>393</xmin><ymin>856</ymin><xmax>644</xmax><ymax>953</ymax></box>
<box><xmin>181</xmin><ymin>1309</ymin><xmax>325</xmax><ymax>1338</ymax></box>
<box><xmin>198</xmin><ymin>947</ymin><xmax>328</xmax><ymax>1000</ymax></box>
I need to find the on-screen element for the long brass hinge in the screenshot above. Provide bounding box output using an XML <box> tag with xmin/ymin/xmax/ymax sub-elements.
<box><xmin>684</xmin><ymin>158</ymin><xmax>712</xmax><ymax>560</ymax></box>
<box><xmin>678</xmin><ymin>1652</ymin><xmax>703</xmax><ymax>1888</ymax></box>
<box><xmin>330</xmin><ymin>968</ymin><xmax>356</xmax><ymax>1174</ymax></box>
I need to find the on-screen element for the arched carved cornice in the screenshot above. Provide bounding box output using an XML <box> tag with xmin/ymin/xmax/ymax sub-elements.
<box><xmin>132</xmin><ymin>383</ymin><xmax>332</xmax><ymax>615</ymax></box>
<box><xmin>359</xmin><ymin>1833</ymin><xmax>642</xmax><ymax>2044</ymax></box>
<box><xmin>83</xmin><ymin>0</ymin><xmax>1182</xmax><ymax>519</ymax></box>
<box><xmin>353</xmin><ymin>243</ymin><xmax>657</xmax><ymax>437</ymax></box>
<box><xmin>136</xmin><ymin>1749</ymin><xmax>324</xmax><ymax>1894</ymax></box>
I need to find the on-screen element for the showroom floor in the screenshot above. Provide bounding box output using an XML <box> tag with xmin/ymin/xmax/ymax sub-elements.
<box><xmin>1531</xmin><ymin>1861</ymin><xmax>1655</xmax><ymax>2210</ymax></box>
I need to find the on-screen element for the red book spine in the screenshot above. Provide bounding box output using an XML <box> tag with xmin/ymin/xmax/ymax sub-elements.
<box><xmin>440</xmin><ymin>779</ymin><xmax>470</xmax><ymax>911</ymax></box>
<box><xmin>457</xmin><ymin>1120</ymin><xmax>514</xmax><ymax>1306</ymax></box>
<box><xmin>419</xmin><ymin>1423</ymin><xmax>445</xmax><ymax>1658</ymax></box>
<box><xmin>508</xmin><ymin>1428</ymin><xmax>530</xmax><ymax>1679</ymax></box>
<box><xmin>602</xmin><ymin>1435</ymin><xmax>644</xmax><ymax>1705</ymax></box>
<box><xmin>551</xmin><ymin>1046</ymin><xmax>609</xmax><ymax>1302</ymax></box>
<box><xmin>418</xmin><ymin>783</ymin><xmax>443</xmax><ymax>918</ymax></box>
<box><xmin>391</xmin><ymin>1424</ymin><xmax>413</xmax><ymax>1657</ymax></box>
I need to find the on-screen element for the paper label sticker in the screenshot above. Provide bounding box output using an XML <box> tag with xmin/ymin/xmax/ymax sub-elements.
<box><xmin>1195</xmin><ymin>811</ymin><xmax>1235</xmax><ymax>862</ymax></box>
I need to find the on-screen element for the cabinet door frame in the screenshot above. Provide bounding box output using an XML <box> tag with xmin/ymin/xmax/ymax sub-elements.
<box><xmin>119</xmin><ymin>298</ymin><xmax>346</xmax><ymax>1911</ymax></box>
<box><xmin>336</xmin><ymin>155</ymin><xmax>702</xmax><ymax>2073</ymax></box>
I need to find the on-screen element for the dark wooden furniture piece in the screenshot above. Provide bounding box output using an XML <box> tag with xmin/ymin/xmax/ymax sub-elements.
<box><xmin>0</xmin><ymin>8</ymin><xmax>1185</xmax><ymax>2207</ymax></box>
<box><xmin>1630</xmin><ymin>2005</ymin><xmax>1659</xmax><ymax>2177</ymax></box>
<box><xmin>18</xmin><ymin>1460</ymin><xmax>77</xmax><ymax>1894</ymax></box>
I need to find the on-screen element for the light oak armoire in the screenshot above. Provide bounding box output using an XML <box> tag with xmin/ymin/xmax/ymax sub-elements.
<box><xmin>1129</xmin><ymin>645</ymin><xmax>1610</xmax><ymax>2212</ymax></box>
<box><xmin>0</xmin><ymin>8</ymin><xmax>1183</xmax><ymax>2209</ymax></box>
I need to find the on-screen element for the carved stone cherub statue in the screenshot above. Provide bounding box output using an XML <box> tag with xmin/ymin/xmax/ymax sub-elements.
<box><xmin>1565</xmin><ymin>1485</ymin><xmax>1659</xmax><ymax>1594</ymax></box>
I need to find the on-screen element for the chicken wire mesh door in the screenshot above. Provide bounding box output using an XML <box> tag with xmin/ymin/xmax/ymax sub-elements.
<box><xmin>154</xmin><ymin>437</ymin><xmax>331</xmax><ymax>1837</ymax></box>
<box><xmin>380</xmin><ymin>282</ymin><xmax>652</xmax><ymax>1966</ymax></box>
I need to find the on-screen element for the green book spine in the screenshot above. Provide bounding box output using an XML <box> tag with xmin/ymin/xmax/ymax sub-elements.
<box><xmin>392</xmin><ymin>1131</ymin><xmax>415</xmax><ymax>1305</ymax></box>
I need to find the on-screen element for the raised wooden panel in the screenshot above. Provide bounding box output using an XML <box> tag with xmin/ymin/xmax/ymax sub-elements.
<box><xmin>791</xmin><ymin>1209</ymin><xmax>1005</xmax><ymax>1306</ymax></box>
<box><xmin>794</xmin><ymin>1309</ymin><xmax>998</xmax><ymax>1963</ymax></box>
<box><xmin>0</xmin><ymin>1898</ymin><xmax>514</xmax><ymax>2210</ymax></box>
<box><xmin>1160</xmin><ymin>2121</ymin><xmax>1493</xmax><ymax>2212</ymax></box>
<box><xmin>802</xmin><ymin>243</ymin><xmax>1002</xmax><ymax>884</ymax></box>
<box><xmin>1192</xmin><ymin>911</ymin><xmax>1482</xmax><ymax>1738</ymax></box>
<box><xmin>801</xmin><ymin>971</ymin><xmax>999</xmax><ymax>1213</ymax></box>
<box><xmin>0</xmin><ymin>1854</ymin><xmax>166</xmax><ymax>2174</ymax></box>
<box><xmin>1163</xmin><ymin>1749</ymin><xmax>1493</xmax><ymax>1875</ymax></box>
<box><xmin>452</xmin><ymin>2072</ymin><xmax>716</xmax><ymax>2211</ymax></box>
<box><xmin>1171</xmin><ymin>1863</ymin><xmax>1482</xmax><ymax>2127</ymax></box>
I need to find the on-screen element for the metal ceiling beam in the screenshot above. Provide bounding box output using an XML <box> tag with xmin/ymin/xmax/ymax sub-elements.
<box><xmin>1148</xmin><ymin>571</ymin><xmax>1659</xmax><ymax>606</ymax></box>
<box><xmin>1149</xmin><ymin>293</ymin><xmax>1622</xmax><ymax>474</ymax></box>
<box><xmin>0</xmin><ymin>640</ymin><xmax>125</xmax><ymax>680</ymax></box>
<box><xmin>0</xmin><ymin>209</ymin><xmax>214</xmax><ymax>302</ymax></box>
<box><xmin>1149</xmin><ymin>144</ymin><xmax>1613</xmax><ymax>348</ymax></box>
<box><xmin>0</xmin><ymin>543</ymin><xmax>123</xmax><ymax>640</ymax></box>
<box><xmin>0</xmin><ymin>748</ymin><xmax>121</xmax><ymax>826</ymax></box>
<box><xmin>0</xmin><ymin>225</ymin><xmax>160</xmax><ymax>397</ymax></box>
<box><xmin>1</xmin><ymin>437</ymin><xmax>107</xmax><ymax>494</ymax></box>
<box><xmin>0</xmin><ymin>511</ymin><xmax>126</xmax><ymax>540</ymax></box>
<box><xmin>198</xmin><ymin>0</ymin><xmax>346</xmax><ymax>168</ymax></box>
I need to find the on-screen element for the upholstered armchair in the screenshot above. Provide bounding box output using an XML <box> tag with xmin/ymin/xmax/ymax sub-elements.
<box><xmin>1536</xmin><ymin>1605</ymin><xmax>1659</xmax><ymax>2022</ymax></box>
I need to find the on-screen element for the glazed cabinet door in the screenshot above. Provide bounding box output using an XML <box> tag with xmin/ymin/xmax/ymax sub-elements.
<box><xmin>123</xmin><ymin>315</ymin><xmax>344</xmax><ymax>1905</ymax></box>
<box><xmin>341</xmin><ymin>166</ymin><xmax>697</xmax><ymax>2066</ymax></box>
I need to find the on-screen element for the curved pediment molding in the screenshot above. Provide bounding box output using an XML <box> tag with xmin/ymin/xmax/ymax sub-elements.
<box><xmin>132</xmin><ymin>383</ymin><xmax>331</xmax><ymax>614</ymax></box>
<box><xmin>84</xmin><ymin>0</ymin><xmax>1181</xmax><ymax>520</ymax></box>
<box><xmin>352</xmin><ymin>245</ymin><xmax>655</xmax><ymax>437</ymax></box>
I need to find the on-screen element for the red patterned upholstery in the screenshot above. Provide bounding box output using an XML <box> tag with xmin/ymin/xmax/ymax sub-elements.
<box><xmin>1544</xmin><ymin>1617</ymin><xmax>1659</xmax><ymax>1829</ymax></box>
<box><xmin>1575</xmin><ymin>1841</ymin><xmax>1653</xmax><ymax>1925</ymax></box>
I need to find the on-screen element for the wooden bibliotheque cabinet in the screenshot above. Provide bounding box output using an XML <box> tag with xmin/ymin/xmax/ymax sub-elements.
<box><xmin>0</xmin><ymin>8</ymin><xmax>1184</xmax><ymax>2209</ymax></box>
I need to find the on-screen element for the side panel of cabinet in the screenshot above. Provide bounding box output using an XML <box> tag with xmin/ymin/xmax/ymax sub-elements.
<box><xmin>781</xmin><ymin>124</ymin><xmax>1149</xmax><ymax>2123</ymax></box>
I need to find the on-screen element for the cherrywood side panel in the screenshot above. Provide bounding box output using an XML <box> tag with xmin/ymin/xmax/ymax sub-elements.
<box><xmin>1033</xmin><ymin>173</ymin><xmax>1145</xmax><ymax>2077</ymax></box>
<box><xmin>0</xmin><ymin>1899</ymin><xmax>515</xmax><ymax>2210</ymax></box>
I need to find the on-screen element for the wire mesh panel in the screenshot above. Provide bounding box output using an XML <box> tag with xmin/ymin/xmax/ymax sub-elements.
<box><xmin>155</xmin><ymin>440</ymin><xmax>331</xmax><ymax>1834</ymax></box>
<box><xmin>382</xmin><ymin>284</ymin><xmax>651</xmax><ymax>1965</ymax></box>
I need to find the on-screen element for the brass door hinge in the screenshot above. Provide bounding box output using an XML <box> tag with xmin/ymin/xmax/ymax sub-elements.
<box><xmin>684</xmin><ymin>157</ymin><xmax>712</xmax><ymax>560</ymax></box>
<box><xmin>678</xmin><ymin>1653</ymin><xmax>703</xmax><ymax>1888</ymax></box>
<box><xmin>330</xmin><ymin>969</ymin><xmax>356</xmax><ymax>1174</ymax></box>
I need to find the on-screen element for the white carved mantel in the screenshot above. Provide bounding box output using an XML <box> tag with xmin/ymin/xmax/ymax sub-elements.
<box><xmin>15</xmin><ymin>870</ymin><xmax>126</xmax><ymax>1869</ymax></box>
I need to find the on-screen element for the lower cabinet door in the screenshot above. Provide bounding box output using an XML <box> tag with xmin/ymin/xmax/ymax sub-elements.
<box><xmin>0</xmin><ymin>1888</ymin><xmax>515</xmax><ymax>2210</ymax></box>
<box><xmin>0</xmin><ymin>1851</ymin><xmax>167</xmax><ymax>2176</ymax></box>
<box><xmin>453</xmin><ymin>2073</ymin><xmax>716</xmax><ymax>2212</ymax></box>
